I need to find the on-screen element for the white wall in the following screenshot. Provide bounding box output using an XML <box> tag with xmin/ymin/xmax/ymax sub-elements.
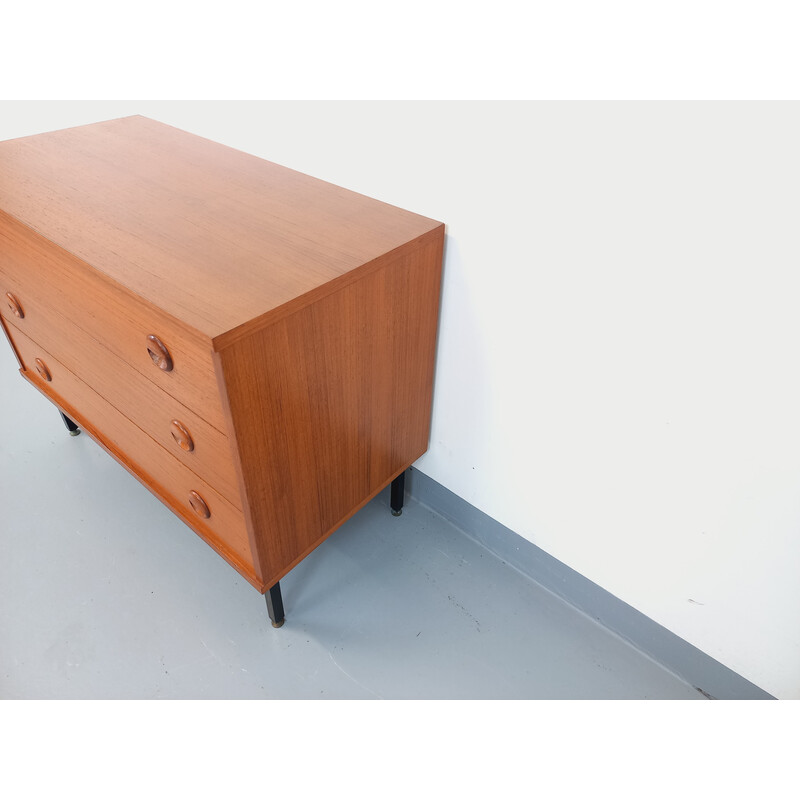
<box><xmin>2</xmin><ymin>102</ymin><xmax>798</xmax><ymax>699</ymax></box>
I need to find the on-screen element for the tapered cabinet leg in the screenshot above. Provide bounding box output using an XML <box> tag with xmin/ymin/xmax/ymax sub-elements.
<box><xmin>266</xmin><ymin>581</ymin><xmax>285</xmax><ymax>628</ymax></box>
<box><xmin>390</xmin><ymin>470</ymin><xmax>405</xmax><ymax>516</ymax></box>
<box><xmin>60</xmin><ymin>411</ymin><xmax>80</xmax><ymax>436</ymax></box>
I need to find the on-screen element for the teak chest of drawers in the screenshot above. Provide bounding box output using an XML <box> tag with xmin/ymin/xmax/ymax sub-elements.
<box><xmin>0</xmin><ymin>116</ymin><xmax>444</xmax><ymax>626</ymax></box>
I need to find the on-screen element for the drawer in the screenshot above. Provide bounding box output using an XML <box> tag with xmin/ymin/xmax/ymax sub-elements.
<box><xmin>0</xmin><ymin>211</ymin><xmax>227</xmax><ymax>433</ymax></box>
<box><xmin>1</xmin><ymin>309</ymin><xmax>241</xmax><ymax>507</ymax></box>
<box><xmin>6</xmin><ymin>324</ymin><xmax>256</xmax><ymax>583</ymax></box>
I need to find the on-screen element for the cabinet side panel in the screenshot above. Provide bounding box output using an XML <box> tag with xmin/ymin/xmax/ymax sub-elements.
<box><xmin>218</xmin><ymin>229</ymin><xmax>444</xmax><ymax>585</ymax></box>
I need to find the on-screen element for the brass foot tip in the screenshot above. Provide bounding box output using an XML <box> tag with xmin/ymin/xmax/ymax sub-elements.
<box><xmin>271</xmin><ymin>619</ymin><xmax>285</xmax><ymax>628</ymax></box>
<box><xmin>391</xmin><ymin>508</ymin><xmax>402</xmax><ymax>517</ymax></box>
<box><xmin>69</xmin><ymin>429</ymin><xmax>81</xmax><ymax>437</ymax></box>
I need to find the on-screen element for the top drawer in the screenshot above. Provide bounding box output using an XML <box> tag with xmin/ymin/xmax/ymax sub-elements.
<box><xmin>0</xmin><ymin>211</ymin><xmax>227</xmax><ymax>433</ymax></box>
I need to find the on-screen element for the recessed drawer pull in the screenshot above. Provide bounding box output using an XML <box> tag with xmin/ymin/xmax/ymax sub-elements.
<box><xmin>6</xmin><ymin>292</ymin><xmax>24</xmax><ymax>319</ymax></box>
<box><xmin>170</xmin><ymin>419</ymin><xmax>195</xmax><ymax>452</ymax></box>
<box><xmin>146</xmin><ymin>334</ymin><xmax>173</xmax><ymax>372</ymax></box>
<box><xmin>34</xmin><ymin>357</ymin><xmax>52</xmax><ymax>382</ymax></box>
<box><xmin>188</xmin><ymin>491</ymin><xmax>211</xmax><ymax>519</ymax></box>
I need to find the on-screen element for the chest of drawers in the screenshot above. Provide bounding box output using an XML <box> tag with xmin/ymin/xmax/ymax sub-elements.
<box><xmin>0</xmin><ymin>116</ymin><xmax>444</xmax><ymax>626</ymax></box>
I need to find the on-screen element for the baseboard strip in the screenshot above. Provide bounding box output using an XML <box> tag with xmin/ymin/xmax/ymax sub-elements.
<box><xmin>404</xmin><ymin>467</ymin><xmax>774</xmax><ymax>700</ymax></box>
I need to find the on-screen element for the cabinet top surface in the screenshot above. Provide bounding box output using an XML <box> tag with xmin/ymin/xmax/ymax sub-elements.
<box><xmin>0</xmin><ymin>115</ymin><xmax>442</xmax><ymax>341</ymax></box>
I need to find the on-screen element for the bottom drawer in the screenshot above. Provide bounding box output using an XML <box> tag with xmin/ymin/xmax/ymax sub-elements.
<box><xmin>5</xmin><ymin>324</ymin><xmax>258</xmax><ymax>587</ymax></box>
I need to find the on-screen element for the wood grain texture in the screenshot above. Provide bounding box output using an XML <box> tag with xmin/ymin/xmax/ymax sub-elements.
<box><xmin>217</xmin><ymin>228</ymin><xmax>444</xmax><ymax>587</ymax></box>
<box><xmin>0</xmin><ymin>115</ymin><xmax>442</xmax><ymax>340</ymax></box>
<box><xmin>0</xmin><ymin>210</ymin><xmax>227</xmax><ymax>432</ymax></box>
<box><xmin>0</xmin><ymin>306</ymin><xmax>240</xmax><ymax>505</ymax></box>
<box><xmin>7</xmin><ymin>324</ymin><xmax>256</xmax><ymax>584</ymax></box>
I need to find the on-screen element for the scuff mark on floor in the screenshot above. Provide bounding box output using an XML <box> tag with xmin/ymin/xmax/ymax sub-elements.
<box><xmin>447</xmin><ymin>594</ymin><xmax>481</xmax><ymax>632</ymax></box>
<box><xmin>328</xmin><ymin>651</ymin><xmax>383</xmax><ymax>699</ymax></box>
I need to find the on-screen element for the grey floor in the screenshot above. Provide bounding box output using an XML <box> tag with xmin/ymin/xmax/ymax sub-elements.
<box><xmin>0</xmin><ymin>343</ymin><xmax>704</xmax><ymax>699</ymax></box>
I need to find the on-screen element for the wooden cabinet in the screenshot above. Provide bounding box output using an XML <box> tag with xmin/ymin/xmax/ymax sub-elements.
<box><xmin>0</xmin><ymin>116</ymin><xmax>444</xmax><ymax>624</ymax></box>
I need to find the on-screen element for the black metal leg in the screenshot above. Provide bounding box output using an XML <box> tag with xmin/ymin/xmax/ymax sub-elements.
<box><xmin>390</xmin><ymin>470</ymin><xmax>405</xmax><ymax>516</ymax></box>
<box><xmin>60</xmin><ymin>411</ymin><xmax>80</xmax><ymax>437</ymax></box>
<box><xmin>266</xmin><ymin>581</ymin><xmax>285</xmax><ymax>628</ymax></box>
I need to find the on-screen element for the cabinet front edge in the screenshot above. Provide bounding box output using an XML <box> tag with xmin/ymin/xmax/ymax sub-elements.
<box><xmin>210</xmin><ymin>223</ymin><xmax>446</xmax><ymax>353</ymax></box>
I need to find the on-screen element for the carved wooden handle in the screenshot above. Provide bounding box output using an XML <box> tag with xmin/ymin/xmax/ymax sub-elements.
<box><xmin>6</xmin><ymin>292</ymin><xmax>24</xmax><ymax>319</ymax></box>
<box><xmin>170</xmin><ymin>419</ymin><xmax>195</xmax><ymax>452</ymax></box>
<box><xmin>34</xmin><ymin>358</ymin><xmax>52</xmax><ymax>382</ymax></box>
<box><xmin>146</xmin><ymin>335</ymin><xmax>173</xmax><ymax>372</ymax></box>
<box><xmin>188</xmin><ymin>491</ymin><xmax>210</xmax><ymax>519</ymax></box>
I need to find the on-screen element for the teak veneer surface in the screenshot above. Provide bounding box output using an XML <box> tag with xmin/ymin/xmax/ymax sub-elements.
<box><xmin>0</xmin><ymin>116</ymin><xmax>442</xmax><ymax>344</ymax></box>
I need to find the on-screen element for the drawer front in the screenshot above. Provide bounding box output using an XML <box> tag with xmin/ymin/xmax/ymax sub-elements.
<box><xmin>0</xmin><ymin>212</ymin><xmax>227</xmax><ymax>432</ymax></box>
<box><xmin>1</xmin><ymin>309</ymin><xmax>241</xmax><ymax>507</ymax></box>
<box><xmin>7</xmin><ymin>324</ymin><xmax>256</xmax><ymax>582</ymax></box>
